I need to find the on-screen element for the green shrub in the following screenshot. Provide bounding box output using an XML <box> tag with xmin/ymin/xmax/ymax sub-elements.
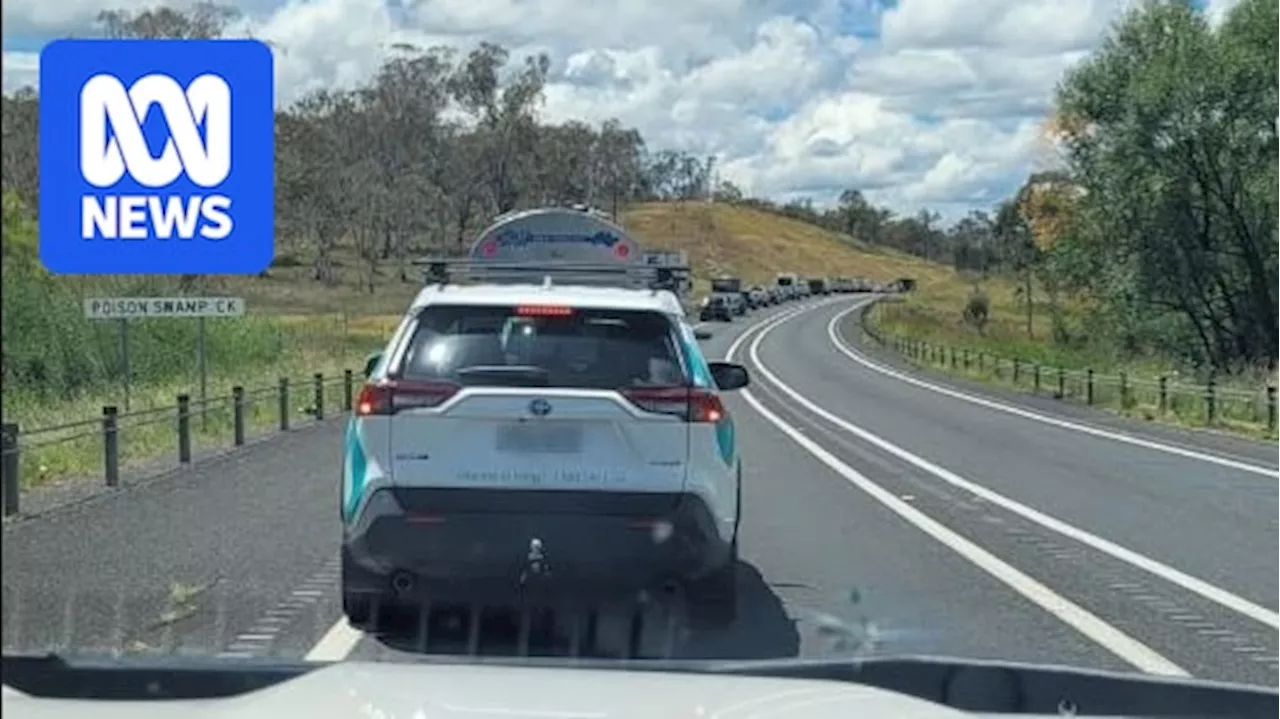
<box><xmin>1</xmin><ymin>191</ymin><xmax>305</xmax><ymax>404</ymax></box>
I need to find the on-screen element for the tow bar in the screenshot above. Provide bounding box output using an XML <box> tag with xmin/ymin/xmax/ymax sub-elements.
<box><xmin>519</xmin><ymin>537</ymin><xmax>550</xmax><ymax>587</ymax></box>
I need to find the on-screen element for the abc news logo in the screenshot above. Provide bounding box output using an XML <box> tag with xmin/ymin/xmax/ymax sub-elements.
<box><xmin>80</xmin><ymin>73</ymin><xmax>233</xmax><ymax>241</ymax></box>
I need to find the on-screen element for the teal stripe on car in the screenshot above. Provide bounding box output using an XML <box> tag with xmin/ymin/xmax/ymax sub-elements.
<box><xmin>715</xmin><ymin>415</ymin><xmax>736</xmax><ymax>466</ymax></box>
<box><xmin>343</xmin><ymin>419</ymin><xmax>368</xmax><ymax>522</ymax></box>
<box><xmin>680</xmin><ymin>324</ymin><xmax>736</xmax><ymax>466</ymax></box>
<box><xmin>678</xmin><ymin>326</ymin><xmax>714</xmax><ymax>388</ymax></box>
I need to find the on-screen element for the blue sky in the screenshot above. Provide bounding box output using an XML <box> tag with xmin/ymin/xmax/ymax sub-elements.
<box><xmin>0</xmin><ymin>0</ymin><xmax>1241</xmax><ymax>221</ymax></box>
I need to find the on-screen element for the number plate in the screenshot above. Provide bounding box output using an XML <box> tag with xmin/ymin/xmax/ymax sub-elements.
<box><xmin>496</xmin><ymin>423</ymin><xmax>583</xmax><ymax>453</ymax></box>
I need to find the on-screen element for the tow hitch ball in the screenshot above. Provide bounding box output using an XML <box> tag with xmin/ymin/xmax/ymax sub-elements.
<box><xmin>519</xmin><ymin>538</ymin><xmax>549</xmax><ymax>585</ymax></box>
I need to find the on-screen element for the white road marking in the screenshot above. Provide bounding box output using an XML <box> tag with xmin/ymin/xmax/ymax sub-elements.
<box><xmin>745</xmin><ymin>300</ymin><xmax>1280</xmax><ymax>631</ymax></box>
<box><xmin>825</xmin><ymin>302</ymin><xmax>1277</xmax><ymax>478</ymax></box>
<box><xmin>305</xmin><ymin>615</ymin><xmax>364</xmax><ymax>661</ymax></box>
<box><xmin>727</xmin><ymin>308</ymin><xmax>1187</xmax><ymax>676</ymax></box>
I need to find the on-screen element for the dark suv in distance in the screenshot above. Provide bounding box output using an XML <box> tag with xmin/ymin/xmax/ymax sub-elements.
<box><xmin>700</xmin><ymin>294</ymin><xmax>734</xmax><ymax>321</ymax></box>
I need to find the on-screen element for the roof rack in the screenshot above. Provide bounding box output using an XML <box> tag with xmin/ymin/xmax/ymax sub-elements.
<box><xmin>412</xmin><ymin>258</ymin><xmax>691</xmax><ymax>293</ymax></box>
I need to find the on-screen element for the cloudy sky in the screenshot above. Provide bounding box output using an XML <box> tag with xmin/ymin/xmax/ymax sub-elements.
<box><xmin>1</xmin><ymin>0</ymin><xmax>1240</xmax><ymax>221</ymax></box>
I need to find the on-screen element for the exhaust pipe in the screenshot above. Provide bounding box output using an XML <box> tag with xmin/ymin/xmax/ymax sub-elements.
<box><xmin>390</xmin><ymin>571</ymin><xmax>415</xmax><ymax>595</ymax></box>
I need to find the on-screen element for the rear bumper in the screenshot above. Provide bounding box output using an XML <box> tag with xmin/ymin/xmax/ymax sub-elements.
<box><xmin>343</xmin><ymin>488</ymin><xmax>731</xmax><ymax>603</ymax></box>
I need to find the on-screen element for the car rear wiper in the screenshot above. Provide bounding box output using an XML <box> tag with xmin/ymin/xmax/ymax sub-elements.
<box><xmin>455</xmin><ymin>365</ymin><xmax>550</xmax><ymax>387</ymax></box>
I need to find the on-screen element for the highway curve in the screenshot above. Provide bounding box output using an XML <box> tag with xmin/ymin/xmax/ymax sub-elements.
<box><xmin>2</xmin><ymin>297</ymin><xmax>1275</xmax><ymax>687</ymax></box>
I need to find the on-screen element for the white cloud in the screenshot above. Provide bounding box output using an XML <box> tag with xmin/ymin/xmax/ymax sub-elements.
<box><xmin>879</xmin><ymin>0</ymin><xmax>1123</xmax><ymax>53</ymax></box>
<box><xmin>1203</xmin><ymin>0</ymin><xmax>1242</xmax><ymax>27</ymax></box>
<box><xmin>2</xmin><ymin>51</ymin><xmax>39</xmax><ymax>94</ymax></box>
<box><xmin>0</xmin><ymin>0</ymin><xmax>1188</xmax><ymax>220</ymax></box>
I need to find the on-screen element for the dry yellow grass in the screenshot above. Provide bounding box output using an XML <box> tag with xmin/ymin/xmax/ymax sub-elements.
<box><xmin>626</xmin><ymin>201</ymin><xmax>916</xmax><ymax>282</ymax></box>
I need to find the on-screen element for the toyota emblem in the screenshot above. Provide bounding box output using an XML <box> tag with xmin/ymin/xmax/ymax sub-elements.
<box><xmin>529</xmin><ymin>398</ymin><xmax>552</xmax><ymax>416</ymax></box>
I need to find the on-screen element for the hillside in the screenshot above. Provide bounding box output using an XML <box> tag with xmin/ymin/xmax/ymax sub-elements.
<box><xmin>624</xmin><ymin>202</ymin><xmax>951</xmax><ymax>291</ymax></box>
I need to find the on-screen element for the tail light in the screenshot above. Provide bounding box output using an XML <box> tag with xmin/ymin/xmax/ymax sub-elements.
<box><xmin>621</xmin><ymin>386</ymin><xmax>725</xmax><ymax>423</ymax></box>
<box><xmin>356</xmin><ymin>380</ymin><xmax>459</xmax><ymax>416</ymax></box>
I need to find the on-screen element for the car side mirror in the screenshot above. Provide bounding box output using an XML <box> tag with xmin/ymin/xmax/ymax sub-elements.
<box><xmin>363</xmin><ymin>352</ymin><xmax>383</xmax><ymax>379</ymax></box>
<box><xmin>693</xmin><ymin>327</ymin><xmax>713</xmax><ymax>340</ymax></box>
<box><xmin>708</xmin><ymin>361</ymin><xmax>749</xmax><ymax>391</ymax></box>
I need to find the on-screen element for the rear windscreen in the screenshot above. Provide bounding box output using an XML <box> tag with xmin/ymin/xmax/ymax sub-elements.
<box><xmin>398</xmin><ymin>305</ymin><xmax>688</xmax><ymax>390</ymax></box>
<box><xmin>777</xmin><ymin>277</ymin><xmax>793</xmax><ymax>286</ymax></box>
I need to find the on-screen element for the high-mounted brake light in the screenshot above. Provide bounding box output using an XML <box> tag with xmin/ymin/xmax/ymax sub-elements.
<box><xmin>515</xmin><ymin>305</ymin><xmax>575</xmax><ymax>317</ymax></box>
<box><xmin>356</xmin><ymin>380</ymin><xmax>459</xmax><ymax>416</ymax></box>
<box><xmin>621</xmin><ymin>387</ymin><xmax>725</xmax><ymax>423</ymax></box>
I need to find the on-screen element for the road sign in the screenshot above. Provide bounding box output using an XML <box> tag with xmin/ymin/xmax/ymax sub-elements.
<box><xmin>83</xmin><ymin>296</ymin><xmax>246</xmax><ymax>421</ymax></box>
<box><xmin>84</xmin><ymin>296</ymin><xmax>245</xmax><ymax>319</ymax></box>
<box><xmin>642</xmin><ymin>250</ymin><xmax>687</xmax><ymax>266</ymax></box>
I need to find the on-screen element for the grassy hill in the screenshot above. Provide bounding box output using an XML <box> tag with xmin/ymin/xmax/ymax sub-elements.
<box><xmin>625</xmin><ymin>202</ymin><xmax>1032</xmax><ymax>346</ymax></box>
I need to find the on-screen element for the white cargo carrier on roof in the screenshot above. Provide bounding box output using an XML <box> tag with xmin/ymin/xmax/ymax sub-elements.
<box><xmin>339</xmin><ymin>205</ymin><xmax>747</xmax><ymax>629</ymax></box>
<box><xmin>407</xmin><ymin>207</ymin><xmax>691</xmax><ymax>311</ymax></box>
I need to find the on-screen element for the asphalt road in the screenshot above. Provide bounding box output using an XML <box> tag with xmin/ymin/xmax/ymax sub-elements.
<box><xmin>2</xmin><ymin>296</ymin><xmax>1275</xmax><ymax>688</ymax></box>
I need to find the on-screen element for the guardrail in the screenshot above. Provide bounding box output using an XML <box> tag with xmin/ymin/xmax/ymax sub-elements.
<box><xmin>859</xmin><ymin>303</ymin><xmax>1278</xmax><ymax>436</ymax></box>
<box><xmin>1</xmin><ymin>369</ymin><xmax>357</xmax><ymax>518</ymax></box>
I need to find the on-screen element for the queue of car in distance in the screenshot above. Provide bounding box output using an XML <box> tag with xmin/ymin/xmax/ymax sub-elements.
<box><xmin>697</xmin><ymin>273</ymin><xmax>897</xmax><ymax>322</ymax></box>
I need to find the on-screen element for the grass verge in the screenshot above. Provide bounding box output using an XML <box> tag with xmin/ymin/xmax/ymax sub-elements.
<box><xmin>5</xmin><ymin>314</ymin><xmax>401</xmax><ymax>493</ymax></box>
<box><xmin>862</xmin><ymin>301</ymin><xmax>1278</xmax><ymax>441</ymax></box>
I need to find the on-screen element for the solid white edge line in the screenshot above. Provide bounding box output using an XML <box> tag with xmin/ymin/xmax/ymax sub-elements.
<box><xmin>301</xmin><ymin>300</ymin><xmax>834</xmax><ymax>662</ymax></box>
<box><xmin>304</xmin><ymin>610</ymin><xmax>364</xmax><ymax>662</ymax></box>
<box><xmin>747</xmin><ymin>300</ymin><xmax>1280</xmax><ymax>631</ymax></box>
<box><xmin>729</xmin><ymin>306</ymin><xmax>1189</xmax><ymax>677</ymax></box>
<box><xmin>826</xmin><ymin>303</ymin><xmax>1277</xmax><ymax>478</ymax></box>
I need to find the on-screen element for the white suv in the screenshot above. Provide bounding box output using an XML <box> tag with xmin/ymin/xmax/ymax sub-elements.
<box><xmin>340</xmin><ymin>208</ymin><xmax>749</xmax><ymax>631</ymax></box>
